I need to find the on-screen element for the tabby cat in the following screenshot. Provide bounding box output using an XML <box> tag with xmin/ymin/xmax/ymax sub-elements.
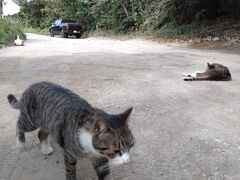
<box><xmin>183</xmin><ymin>63</ymin><xmax>232</xmax><ymax>81</ymax></box>
<box><xmin>7</xmin><ymin>82</ymin><xmax>135</xmax><ymax>180</ymax></box>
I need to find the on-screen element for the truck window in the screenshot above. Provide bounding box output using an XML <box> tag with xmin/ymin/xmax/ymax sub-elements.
<box><xmin>62</xmin><ymin>19</ymin><xmax>76</xmax><ymax>23</ymax></box>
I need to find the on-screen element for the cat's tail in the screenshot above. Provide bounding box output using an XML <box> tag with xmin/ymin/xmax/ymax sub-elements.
<box><xmin>7</xmin><ymin>94</ymin><xmax>20</xmax><ymax>109</ymax></box>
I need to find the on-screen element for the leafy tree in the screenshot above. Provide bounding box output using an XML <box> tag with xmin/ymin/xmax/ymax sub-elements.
<box><xmin>15</xmin><ymin>0</ymin><xmax>240</xmax><ymax>32</ymax></box>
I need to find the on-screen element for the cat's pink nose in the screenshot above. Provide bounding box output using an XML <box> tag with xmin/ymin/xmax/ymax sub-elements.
<box><xmin>122</xmin><ymin>153</ymin><xmax>130</xmax><ymax>164</ymax></box>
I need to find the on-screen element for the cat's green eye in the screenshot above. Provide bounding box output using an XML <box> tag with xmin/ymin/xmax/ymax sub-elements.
<box><xmin>114</xmin><ymin>150</ymin><xmax>120</xmax><ymax>153</ymax></box>
<box><xmin>107</xmin><ymin>153</ymin><xmax>115</xmax><ymax>158</ymax></box>
<box><xmin>95</xmin><ymin>147</ymin><xmax>109</xmax><ymax>151</ymax></box>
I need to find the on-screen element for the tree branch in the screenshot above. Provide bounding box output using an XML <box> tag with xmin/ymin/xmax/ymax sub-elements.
<box><xmin>120</xmin><ymin>1</ymin><xmax>129</xmax><ymax>17</ymax></box>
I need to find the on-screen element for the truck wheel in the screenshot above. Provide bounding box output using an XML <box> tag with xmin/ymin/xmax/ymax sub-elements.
<box><xmin>61</xmin><ymin>30</ymin><xmax>68</xmax><ymax>38</ymax></box>
<box><xmin>49</xmin><ymin>29</ymin><xmax>54</xmax><ymax>37</ymax></box>
<box><xmin>75</xmin><ymin>34</ymin><xmax>81</xmax><ymax>39</ymax></box>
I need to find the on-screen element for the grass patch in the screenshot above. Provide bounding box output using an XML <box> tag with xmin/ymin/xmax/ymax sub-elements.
<box><xmin>24</xmin><ymin>27</ymin><xmax>49</xmax><ymax>35</ymax></box>
<box><xmin>151</xmin><ymin>21</ymin><xmax>212</xmax><ymax>39</ymax></box>
<box><xmin>87</xmin><ymin>19</ymin><xmax>240</xmax><ymax>46</ymax></box>
<box><xmin>86</xmin><ymin>22</ymin><xmax>209</xmax><ymax>41</ymax></box>
<box><xmin>0</xmin><ymin>19</ymin><xmax>26</xmax><ymax>47</ymax></box>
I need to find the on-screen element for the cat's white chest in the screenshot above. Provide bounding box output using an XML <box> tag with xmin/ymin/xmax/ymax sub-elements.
<box><xmin>77</xmin><ymin>128</ymin><xmax>102</xmax><ymax>157</ymax></box>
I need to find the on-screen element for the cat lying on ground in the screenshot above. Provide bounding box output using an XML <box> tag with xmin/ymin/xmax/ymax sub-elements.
<box><xmin>7</xmin><ymin>82</ymin><xmax>135</xmax><ymax>180</ymax></box>
<box><xmin>183</xmin><ymin>63</ymin><xmax>232</xmax><ymax>81</ymax></box>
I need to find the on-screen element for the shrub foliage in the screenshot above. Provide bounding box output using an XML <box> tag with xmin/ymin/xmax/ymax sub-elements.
<box><xmin>14</xmin><ymin>0</ymin><xmax>240</xmax><ymax>34</ymax></box>
<box><xmin>0</xmin><ymin>18</ymin><xmax>25</xmax><ymax>47</ymax></box>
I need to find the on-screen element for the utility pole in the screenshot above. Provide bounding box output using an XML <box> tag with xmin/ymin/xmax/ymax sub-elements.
<box><xmin>0</xmin><ymin>0</ymin><xmax>3</xmax><ymax>19</ymax></box>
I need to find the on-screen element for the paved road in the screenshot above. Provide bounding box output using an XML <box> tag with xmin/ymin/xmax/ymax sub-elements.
<box><xmin>0</xmin><ymin>34</ymin><xmax>240</xmax><ymax>180</ymax></box>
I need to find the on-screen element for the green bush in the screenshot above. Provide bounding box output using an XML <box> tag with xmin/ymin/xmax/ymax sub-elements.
<box><xmin>15</xmin><ymin>0</ymin><xmax>240</xmax><ymax>39</ymax></box>
<box><xmin>0</xmin><ymin>19</ymin><xmax>26</xmax><ymax>47</ymax></box>
<box><xmin>153</xmin><ymin>21</ymin><xmax>212</xmax><ymax>39</ymax></box>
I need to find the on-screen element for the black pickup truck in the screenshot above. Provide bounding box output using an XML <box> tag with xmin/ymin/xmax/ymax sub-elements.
<box><xmin>49</xmin><ymin>19</ymin><xmax>83</xmax><ymax>38</ymax></box>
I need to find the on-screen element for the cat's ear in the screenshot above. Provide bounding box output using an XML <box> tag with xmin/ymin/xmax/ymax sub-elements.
<box><xmin>80</xmin><ymin>109</ymin><xmax>91</xmax><ymax>118</ymax></box>
<box><xmin>118</xmin><ymin>107</ymin><xmax>133</xmax><ymax>124</ymax></box>
<box><xmin>77</xmin><ymin>109</ymin><xmax>91</xmax><ymax>126</ymax></box>
<box><xmin>93</xmin><ymin>119</ymin><xmax>110</xmax><ymax>135</ymax></box>
<box><xmin>207</xmin><ymin>63</ymin><xmax>211</xmax><ymax>68</ymax></box>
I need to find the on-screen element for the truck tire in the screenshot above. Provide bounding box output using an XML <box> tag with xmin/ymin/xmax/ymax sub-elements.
<box><xmin>61</xmin><ymin>30</ymin><xmax>68</xmax><ymax>38</ymax></box>
<box><xmin>75</xmin><ymin>34</ymin><xmax>81</xmax><ymax>39</ymax></box>
<box><xmin>49</xmin><ymin>29</ymin><xmax>54</xmax><ymax>37</ymax></box>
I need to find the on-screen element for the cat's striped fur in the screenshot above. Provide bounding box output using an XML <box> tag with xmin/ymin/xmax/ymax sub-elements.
<box><xmin>7</xmin><ymin>82</ymin><xmax>134</xmax><ymax>180</ymax></box>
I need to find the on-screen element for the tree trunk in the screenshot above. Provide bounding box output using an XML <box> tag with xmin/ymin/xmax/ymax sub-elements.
<box><xmin>144</xmin><ymin>0</ymin><xmax>151</xmax><ymax>12</ymax></box>
<box><xmin>232</xmin><ymin>0</ymin><xmax>240</xmax><ymax>19</ymax></box>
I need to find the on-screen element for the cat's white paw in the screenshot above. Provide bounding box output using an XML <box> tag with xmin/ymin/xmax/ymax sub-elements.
<box><xmin>183</xmin><ymin>76</ymin><xmax>195</xmax><ymax>81</ymax></box>
<box><xmin>183</xmin><ymin>72</ymin><xmax>198</xmax><ymax>78</ymax></box>
<box><xmin>42</xmin><ymin>146</ymin><xmax>53</xmax><ymax>155</ymax></box>
<box><xmin>41</xmin><ymin>139</ymin><xmax>53</xmax><ymax>155</ymax></box>
<box><xmin>182</xmin><ymin>73</ymin><xmax>191</xmax><ymax>77</ymax></box>
<box><xmin>190</xmin><ymin>73</ymin><xmax>197</xmax><ymax>78</ymax></box>
<box><xmin>16</xmin><ymin>138</ymin><xmax>25</xmax><ymax>149</ymax></box>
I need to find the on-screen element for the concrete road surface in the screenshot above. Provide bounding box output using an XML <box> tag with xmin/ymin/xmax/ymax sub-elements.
<box><xmin>0</xmin><ymin>33</ymin><xmax>240</xmax><ymax>180</ymax></box>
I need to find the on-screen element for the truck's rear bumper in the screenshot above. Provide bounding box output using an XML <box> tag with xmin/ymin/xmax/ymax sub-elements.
<box><xmin>65</xmin><ymin>30</ymin><xmax>81</xmax><ymax>35</ymax></box>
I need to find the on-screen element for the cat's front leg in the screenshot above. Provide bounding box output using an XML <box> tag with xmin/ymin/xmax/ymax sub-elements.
<box><xmin>90</xmin><ymin>157</ymin><xmax>112</xmax><ymax>180</ymax></box>
<box><xmin>64</xmin><ymin>151</ymin><xmax>77</xmax><ymax>180</ymax></box>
